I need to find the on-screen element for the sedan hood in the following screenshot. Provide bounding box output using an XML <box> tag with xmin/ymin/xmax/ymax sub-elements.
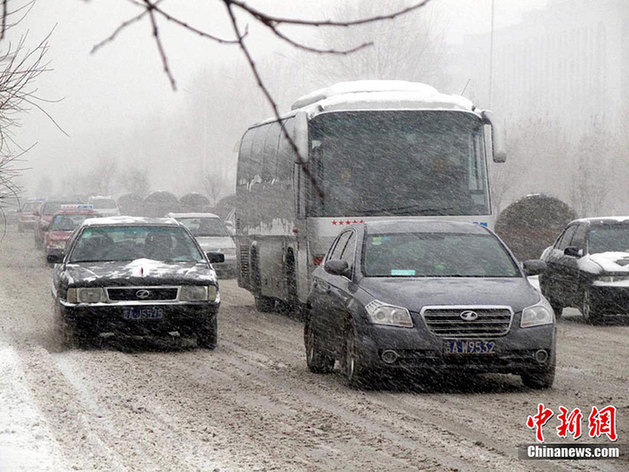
<box><xmin>358</xmin><ymin>277</ymin><xmax>541</xmax><ymax>313</ymax></box>
<box><xmin>65</xmin><ymin>258</ymin><xmax>216</xmax><ymax>286</ymax></box>
<box><xmin>196</xmin><ymin>236</ymin><xmax>235</xmax><ymax>252</ymax></box>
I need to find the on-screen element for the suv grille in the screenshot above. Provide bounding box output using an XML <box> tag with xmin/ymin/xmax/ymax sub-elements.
<box><xmin>421</xmin><ymin>306</ymin><xmax>513</xmax><ymax>337</ymax></box>
<box><xmin>107</xmin><ymin>287</ymin><xmax>178</xmax><ymax>301</ymax></box>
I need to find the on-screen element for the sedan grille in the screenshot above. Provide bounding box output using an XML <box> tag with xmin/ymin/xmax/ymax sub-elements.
<box><xmin>421</xmin><ymin>306</ymin><xmax>513</xmax><ymax>337</ymax></box>
<box><xmin>107</xmin><ymin>287</ymin><xmax>178</xmax><ymax>301</ymax></box>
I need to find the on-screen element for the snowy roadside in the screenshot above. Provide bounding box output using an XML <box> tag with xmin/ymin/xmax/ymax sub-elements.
<box><xmin>0</xmin><ymin>341</ymin><xmax>67</xmax><ymax>472</ymax></box>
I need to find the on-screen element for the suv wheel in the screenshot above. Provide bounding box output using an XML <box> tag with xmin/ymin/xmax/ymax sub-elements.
<box><xmin>343</xmin><ymin>325</ymin><xmax>371</xmax><ymax>389</ymax></box>
<box><xmin>521</xmin><ymin>350</ymin><xmax>556</xmax><ymax>389</ymax></box>
<box><xmin>304</xmin><ymin>321</ymin><xmax>334</xmax><ymax>373</ymax></box>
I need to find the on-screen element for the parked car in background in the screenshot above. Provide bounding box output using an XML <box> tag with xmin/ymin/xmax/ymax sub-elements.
<box><xmin>305</xmin><ymin>220</ymin><xmax>555</xmax><ymax>389</ymax></box>
<box><xmin>88</xmin><ymin>196</ymin><xmax>120</xmax><ymax>217</ymax></box>
<box><xmin>17</xmin><ymin>199</ymin><xmax>45</xmax><ymax>232</ymax></box>
<box><xmin>34</xmin><ymin>199</ymin><xmax>84</xmax><ymax>248</ymax></box>
<box><xmin>167</xmin><ymin>213</ymin><xmax>236</xmax><ymax>277</ymax></box>
<box><xmin>49</xmin><ymin>216</ymin><xmax>223</xmax><ymax>348</ymax></box>
<box><xmin>44</xmin><ymin>207</ymin><xmax>98</xmax><ymax>259</ymax></box>
<box><xmin>540</xmin><ymin>216</ymin><xmax>629</xmax><ymax>324</ymax></box>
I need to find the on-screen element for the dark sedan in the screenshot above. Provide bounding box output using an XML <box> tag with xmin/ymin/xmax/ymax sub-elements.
<box><xmin>50</xmin><ymin>216</ymin><xmax>223</xmax><ymax>348</ymax></box>
<box><xmin>540</xmin><ymin>217</ymin><xmax>629</xmax><ymax>324</ymax></box>
<box><xmin>305</xmin><ymin>220</ymin><xmax>555</xmax><ymax>389</ymax></box>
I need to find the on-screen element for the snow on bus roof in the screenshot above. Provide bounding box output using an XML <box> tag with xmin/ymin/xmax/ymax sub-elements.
<box><xmin>291</xmin><ymin>80</ymin><xmax>475</xmax><ymax>113</ymax></box>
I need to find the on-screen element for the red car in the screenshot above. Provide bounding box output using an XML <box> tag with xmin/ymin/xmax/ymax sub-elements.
<box><xmin>17</xmin><ymin>200</ymin><xmax>44</xmax><ymax>232</ymax></box>
<box><xmin>44</xmin><ymin>208</ymin><xmax>97</xmax><ymax>259</ymax></box>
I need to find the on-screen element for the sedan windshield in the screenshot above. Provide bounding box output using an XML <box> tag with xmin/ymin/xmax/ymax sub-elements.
<box><xmin>69</xmin><ymin>226</ymin><xmax>204</xmax><ymax>263</ymax></box>
<box><xmin>588</xmin><ymin>225</ymin><xmax>629</xmax><ymax>254</ymax></box>
<box><xmin>176</xmin><ymin>217</ymin><xmax>229</xmax><ymax>237</ymax></box>
<box><xmin>363</xmin><ymin>232</ymin><xmax>521</xmax><ymax>277</ymax></box>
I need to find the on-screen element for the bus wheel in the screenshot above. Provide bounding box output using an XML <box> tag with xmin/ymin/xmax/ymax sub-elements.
<box><xmin>285</xmin><ymin>254</ymin><xmax>305</xmax><ymax>319</ymax></box>
<box><xmin>255</xmin><ymin>294</ymin><xmax>275</xmax><ymax>312</ymax></box>
<box><xmin>251</xmin><ymin>249</ymin><xmax>274</xmax><ymax>313</ymax></box>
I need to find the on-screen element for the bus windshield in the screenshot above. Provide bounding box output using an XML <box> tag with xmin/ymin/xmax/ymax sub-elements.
<box><xmin>308</xmin><ymin>111</ymin><xmax>490</xmax><ymax>217</ymax></box>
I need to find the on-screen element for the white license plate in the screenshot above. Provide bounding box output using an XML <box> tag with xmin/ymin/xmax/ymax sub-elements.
<box><xmin>122</xmin><ymin>307</ymin><xmax>164</xmax><ymax>320</ymax></box>
<box><xmin>444</xmin><ymin>340</ymin><xmax>496</xmax><ymax>354</ymax></box>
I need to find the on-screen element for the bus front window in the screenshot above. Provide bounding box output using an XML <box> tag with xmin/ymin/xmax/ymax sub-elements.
<box><xmin>308</xmin><ymin>111</ymin><xmax>490</xmax><ymax>217</ymax></box>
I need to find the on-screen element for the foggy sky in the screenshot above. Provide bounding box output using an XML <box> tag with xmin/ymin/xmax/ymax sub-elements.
<box><xmin>12</xmin><ymin>0</ymin><xmax>547</xmax><ymax>198</ymax></box>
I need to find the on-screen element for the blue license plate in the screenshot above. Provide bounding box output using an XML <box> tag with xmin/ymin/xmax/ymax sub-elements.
<box><xmin>122</xmin><ymin>307</ymin><xmax>164</xmax><ymax>320</ymax></box>
<box><xmin>444</xmin><ymin>340</ymin><xmax>495</xmax><ymax>354</ymax></box>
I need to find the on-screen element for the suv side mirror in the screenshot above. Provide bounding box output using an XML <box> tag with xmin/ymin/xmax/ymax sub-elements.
<box><xmin>47</xmin><ymin>253</ymin><xmax>64</xmax><ymax>264</ymax></box>
<box><xmin>324</xmin><ymin>259</ymin><xmax>351</xmax><ymax>277</ymax></box>
<box><xmin>564</xmin><ymin>246</ymin><xmax>583</xmax><ymax>258</ymax></box>
<box><xmin>207</xmin><ymin>252</ymin><xmax>225</xmax><ymax>264</ymax></box>
<box><xmin>523</xmin><ymin>259</ymin><xmax>547</xmax><ymax>276</ymax></box>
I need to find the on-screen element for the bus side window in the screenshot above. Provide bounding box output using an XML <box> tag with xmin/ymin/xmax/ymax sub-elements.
<box><xmin>250</xmin><ymin>126</ymin><xmax>267</xmax><ymax>187</ymax></box>
<box><xmin>237</xmin><ymin>129</ymin><xmax>255</xmax><ymax>187</ymax></box>
<box><xmin>262</xmin><ymin>122</ymin><xmax>281</xmax><ymax>183</ymax></box>
<box><xmin>277</xmin><ymin>119</ymin><xmax>295</xmax><ymax>182</ymax></box>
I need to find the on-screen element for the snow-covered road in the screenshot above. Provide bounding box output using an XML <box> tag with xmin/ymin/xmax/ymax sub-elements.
<box><xmin>0</xmin><ymin>229</ymin><xmax>627</xmax><ymax>471</ymax></box>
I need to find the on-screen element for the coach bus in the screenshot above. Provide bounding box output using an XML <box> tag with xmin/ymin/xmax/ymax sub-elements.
<box><xmin>235</xmin><ymin>80</ymin><xmax>507</xmax><ymax>312</ymax></box>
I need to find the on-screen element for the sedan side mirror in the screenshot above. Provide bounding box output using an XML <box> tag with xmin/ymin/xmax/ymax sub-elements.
<box><xmin>523</xmin><ymin>259</ymin><xmax>547</xmax><ymax>276</ymax></box>
<box><xmin>207</xmin><ymin>252</ymin><xmax>225</xmax><ymax>264</ymax></box>
<box><xmin>564</xmin><ymin>246</ymin><xmax>583</xmax><ymax>258</ymax></box>
<box><xmin>324</xmin><ymin>259</ymin><xmax>351</xmax><ymax>277</ymax></box>
<box><xmin>47</xmin><ymin>253</ymin><xmax>64</xmax><ymax>264</ymax></box>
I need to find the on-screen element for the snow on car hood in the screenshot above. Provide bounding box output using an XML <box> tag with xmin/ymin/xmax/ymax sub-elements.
<box><xmin>65</xmin><ymin>258</ymin><xmax>216</xmax><ymax>286</ymax></box>
<box><xmin>358</xmin><ymin>277</ymin><xmax>541</xmax><ymax>313</ymax></box>
<box><xmin>583</xmin><ymin>252</ymin><xmax>629</xmax><ymax>273</ymax></box>
<box><xmin>195</xmin><ymin>236</ymin><xmax>235</xmax><ymax>252</ymax></box>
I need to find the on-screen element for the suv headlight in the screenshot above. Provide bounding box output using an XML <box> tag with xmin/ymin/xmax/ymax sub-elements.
<box><xmin>70</xmin><ymin>287</ymin><xmax>106</xmax><ymax>304</ymax></box>
<box><xmin>365</xmin><ymin>300</ymin><xmax>413</xmax><ymax>328</ymax></box>
<box><xmin>180</xmin><ymin>285</ymin><xmax>219</xmax><ymax>302</ymax></box>
<box><xmin>521</xmin><ymin>298</ymin><xmax>554</xmax><ymax>328</ymax></box>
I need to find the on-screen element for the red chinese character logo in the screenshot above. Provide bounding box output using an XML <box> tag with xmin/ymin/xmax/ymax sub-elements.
<box><xmin>527</xmin><ymin>403</ymin><xmax>554</xmax><ymax>442</ymax></box>
<box><xmin>556</xmin><ymin>406</ymin><xmax>583</xmax><ymax>439</ymax></box>
<box><xmin>588</xmin><ymin>406</ymin><xmax>617</xmax><ymax>441</ymax></box>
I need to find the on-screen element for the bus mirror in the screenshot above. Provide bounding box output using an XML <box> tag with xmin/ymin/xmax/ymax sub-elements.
<box><xmin>481</xmin><ymin>110</ymin><xmax>507</xmax><ymax>163</ymax></box>
<box><xmin>293</xmin><ymin>111</ymin><xmax>309</xmax><ymax>163</ymax></box>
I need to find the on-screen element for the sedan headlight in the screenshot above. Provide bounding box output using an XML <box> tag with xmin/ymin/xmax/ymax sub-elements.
<box><xmin>521</xmin><ymin>299</ymin><xmax>554</xmax><ymax>328</ymax></box>
<box><xmin>180</xmin><ymin>285</ymin><xmax>219</xmax><ymax>302</ymax></box>
<box><xmin>69</xmin><ymin>287</ymin><xmax>106</xmax><ymax>304</ymax></box>
<box><xmin>365</xmin><ymin>300</ymin><xmax>413</xmax><ymax>328</ymax></box>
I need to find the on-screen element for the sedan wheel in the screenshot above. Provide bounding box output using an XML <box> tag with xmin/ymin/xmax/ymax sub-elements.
<box><xmin>582</xmin><ymin>290</ymin><xmax>603</xmax><ymax>325</ymax></box>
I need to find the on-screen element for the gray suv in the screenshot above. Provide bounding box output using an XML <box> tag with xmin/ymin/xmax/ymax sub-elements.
<box><xmin>305</xmin><ymin>220</ymin><xmax>556</xmax><ymax>389</ymax></box>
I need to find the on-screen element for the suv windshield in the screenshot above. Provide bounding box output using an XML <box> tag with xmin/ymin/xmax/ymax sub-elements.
<box><xmin>588</xmin><ymin>225</ymin><xmax>629</xmax><ymax>254</ymax></box>
<box><xmin>363</xmin><ymin>232</ymin><xmax>521</xmax><ymax>277</ymax></box>
<box><xmin>176</xmin><ymin>217</ymin><xmax>229</xmax><ymax>237</ymax></box>
<box><xmin>69</xmin><ymin>226</ymin><xmax>204</xmax><ymax>263</ymax></box>
<box><xmin>52</xmin><ymin>214</ymin><xmax>89</xmax><ymax>232</ymax></box>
